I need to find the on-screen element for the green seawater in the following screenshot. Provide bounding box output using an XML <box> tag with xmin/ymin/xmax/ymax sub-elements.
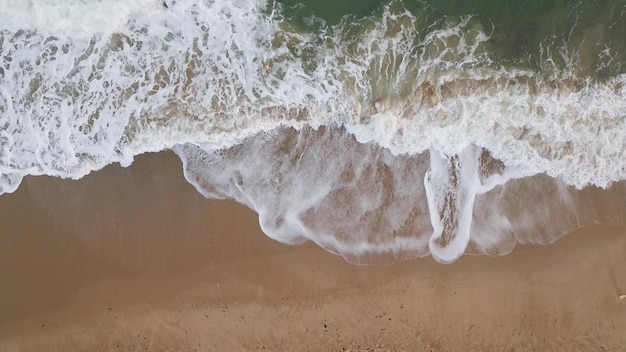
<box><xmin>273</xmin><ymin>0</ymin><xmax>626</xmax><ymax>79</ymax></box>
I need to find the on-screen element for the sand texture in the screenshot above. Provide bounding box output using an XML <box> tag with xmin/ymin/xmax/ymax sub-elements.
<box><xmin>1</xmin><ymin>152</ymin><xmax>625</xmax><ymax>351</ymax></box>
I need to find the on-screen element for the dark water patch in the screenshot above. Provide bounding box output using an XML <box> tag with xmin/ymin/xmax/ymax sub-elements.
<box><xmin>274</xmin><ymin>0</ymin><xmax>626</xmax><ymax>78</ymax></box>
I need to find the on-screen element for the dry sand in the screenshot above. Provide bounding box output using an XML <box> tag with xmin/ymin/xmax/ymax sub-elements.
<box><xmin>0</xmin><ymin>152</ymin><xmax>625</xmax><ymax>351</ymax></box>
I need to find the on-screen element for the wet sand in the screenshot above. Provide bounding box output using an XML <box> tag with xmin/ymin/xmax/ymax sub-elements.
<box><xmin>1</xmin><ymin>151</ymin><xmax>625</xmax><ymax>351</ymax></box>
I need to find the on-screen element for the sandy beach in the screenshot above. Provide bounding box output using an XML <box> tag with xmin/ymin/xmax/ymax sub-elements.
<box><xmin>1</xmin><ymin>151</ymin><xmax>625</xmax><ymax>351</ymax></box>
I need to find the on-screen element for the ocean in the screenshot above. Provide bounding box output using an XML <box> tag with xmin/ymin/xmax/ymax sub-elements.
<box><xmin>1</xmin><ymin>0</ymin><xmax>625</xmax><ymax>263</ymax></box>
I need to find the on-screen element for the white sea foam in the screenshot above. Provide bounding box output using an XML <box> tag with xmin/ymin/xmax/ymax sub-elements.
<box><xmin>174</xmin><ymin>127</ymin><xmax>625</xmax><ymax>264</ymax></box>
<box><xmin>1</xmin><ymin>0</ymin><xmax>625</xmax><ymax>262</ymax></box>
<box><xmin>0</xmin><ymin>0</ymin><xmax>163</xmax><ymax>37</ymax></box>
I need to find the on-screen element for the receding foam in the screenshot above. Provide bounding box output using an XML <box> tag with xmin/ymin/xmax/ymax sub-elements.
<box><xmin>1</xmin><ymin>0</ymin><xmax>625</xmax><ymax>263</ymax></box>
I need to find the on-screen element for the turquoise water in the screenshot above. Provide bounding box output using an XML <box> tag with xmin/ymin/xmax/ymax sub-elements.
<box><xmin>275</xmin><ymin>0</ymin><xmax>625</xmax><ymax>77</ymax></box>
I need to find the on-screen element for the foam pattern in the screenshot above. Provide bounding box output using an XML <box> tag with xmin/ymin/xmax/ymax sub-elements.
<box><xmin>2</xmin><ymin>0</ymin><xmax>625</xmax><ymax>262</ymax></box>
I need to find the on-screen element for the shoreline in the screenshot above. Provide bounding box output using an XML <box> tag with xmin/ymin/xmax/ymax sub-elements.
<box><xmin>1</xmin><ymin>151</ymin><xmax>625</xmax><ymax>351</ymax></box>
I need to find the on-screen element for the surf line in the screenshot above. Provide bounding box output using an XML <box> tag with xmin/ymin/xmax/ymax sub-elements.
<box><xmin>423</xmin><ymin>145</ymin><xmax>522</xmax><ymax>263</ymax></box>
<box><xmin>424</xmin><ymin>147</ymin><xmax>480</xmax><ymax>263</ymax></box>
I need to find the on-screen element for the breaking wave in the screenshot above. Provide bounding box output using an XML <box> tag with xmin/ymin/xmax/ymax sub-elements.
<box><xmin>1</xmin><ymin>0</ymin><xmax>625</xmax><ymax>262</ymax></box>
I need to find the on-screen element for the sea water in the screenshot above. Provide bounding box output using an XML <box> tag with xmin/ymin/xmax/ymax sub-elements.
<box><xmin>1</xmin><ymin>0</ymin><xmax>625</xmax><ymax>263</ymax></box>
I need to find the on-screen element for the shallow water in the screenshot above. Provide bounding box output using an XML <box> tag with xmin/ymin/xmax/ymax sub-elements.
<box><xmin>1</xmin><ymin>0</ymin><xmax>625</xmax><ymax>262</ymax></box>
